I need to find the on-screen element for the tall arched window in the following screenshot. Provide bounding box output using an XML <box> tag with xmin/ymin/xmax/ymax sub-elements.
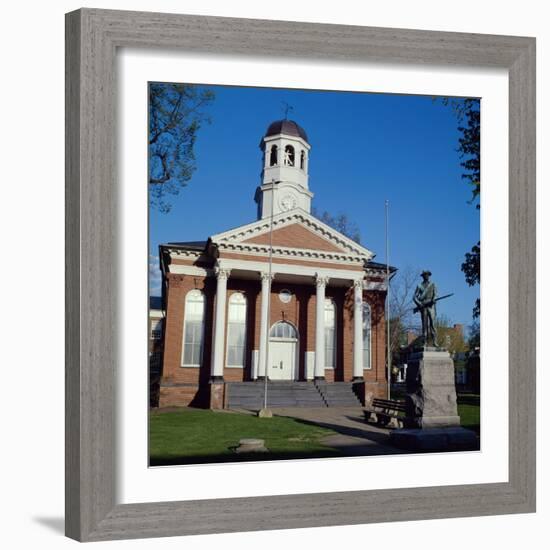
<box><xmin>300</xmin><ymin>150</ymin><xmax>306</xmax><ymax>170</ymax></box>
<box><xmin>227</xmin><ymin>292</ymin><xmax>247</xmax><ymax>368</ymax></box>
<box><xmin>284</xmin><ymin>145</ymin><xmax>295</xmax><ymax>166</ymax></box>
<box><xmin>325</xmin><ymin>299</ymin><xmax>336</xmax><ymax>368</ymax></box>
<box><xmin>362</xmin><ymin>302</ymin><xmax>372</xmax><ymax>370</ymax></box>
<box><xmin>269</xmin><ymin>145</ymin><xmax>278</xmax><ymax>166</ymax></box>
<box><xmin>182</xmin><ymin>290</ymin><xmax>205</xmax><ymax>367</ymax></box>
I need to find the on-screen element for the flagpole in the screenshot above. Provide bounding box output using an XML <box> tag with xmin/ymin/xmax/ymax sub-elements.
<box><xmin>385</xmin><ymin>200</ymin><xmax>391</xmax><ymax>400</ymax></box>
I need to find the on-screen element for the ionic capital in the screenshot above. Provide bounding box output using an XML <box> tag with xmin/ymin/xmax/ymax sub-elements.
<box><xmin>260</xmin><ymin>271</ymin><xmax>275</xmax><ymax>283</ymax></box>
<box><xmin>315</xmin><ymin>274</ymin><xmax>330</xmax><ymax>288</ymax></box>
<box><xmin>215</xmin><ymin>267</ymin><xmax>231</xmax><ymax>280</ymax></box>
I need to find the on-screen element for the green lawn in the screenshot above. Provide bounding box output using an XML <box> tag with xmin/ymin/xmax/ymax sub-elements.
<box><xmin>457</xmin><ymin>393</ymin><xmax>480</xmax><ymax>435</ymax></box>
<box><xmin>150</xmin><ymin>394</ymin><xmax>480</xmax><ymax>466</ymax></box>
<box><xmin>379</xmin><ymin>391</ymin><xmax>480</xmax><ymax>432</ymax></box>
<box><xmin>149</xmin><ymin>408</ymin><xmax>341</xmax><ymax>466</ymax></box>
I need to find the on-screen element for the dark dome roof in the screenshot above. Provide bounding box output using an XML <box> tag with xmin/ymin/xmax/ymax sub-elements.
<box><xmin>265</xmin><ymin>119</ymin><xmax>309</xmax><ymax>142</ymax></box>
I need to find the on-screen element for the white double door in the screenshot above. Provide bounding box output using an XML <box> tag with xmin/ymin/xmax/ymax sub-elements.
<box><xmin>268</xmin><ymin>340</ymin><xmax>297</xmax><ymax>380</ymax></box>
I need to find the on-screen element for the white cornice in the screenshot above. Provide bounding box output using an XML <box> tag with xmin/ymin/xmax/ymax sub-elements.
<box><xmin>257</xmin><ymin>181</ymin><xmax>314</xmax><ymax>198</ymax></box>
<box><xmin>364</xmin><ymin>280</ymin><xmax>388</xmax><ymax>291</ymax></box>
<box><xmin>167</xmin><ymin>249</ymin><xmax>202</xmax><ymax>258</ymax></box>
<box><xmin>218</xmin><ymin>242</ymin><xmax>364</xmax><ymax>265</ymax></box>
<box><xmin>217</xmin><ymin>258</ymin><xmax>364</xmax><ymax>283</ymax></box>
<box><xmin>167</xmin><ymin>260</ymin><xmax>388</xmax><ymax>291</ymax></box>
<box><xmin>168</xmin><ymin>265</ymin><xmax>213</xmax><ymax>276</ymax></box>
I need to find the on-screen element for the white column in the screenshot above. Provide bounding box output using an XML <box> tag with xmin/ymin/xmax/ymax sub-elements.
<box><xmin>353</xmin><ymin>279</ymin><xmax>364</xmax><ymax>380</ymax></box>
<box><xmin>258</xmin><ymin>271</ymin><xmax>273</xmax><ymax>379</ymax></box>
<box><xmin>314</xmin><ymin>274</ymin><xmax>329</xmax><ymax>380</ymax></box>
<box><xmin>210</xmin><ymin>267</ymin><xmax>230</xmax><ymax>380</ymax></box>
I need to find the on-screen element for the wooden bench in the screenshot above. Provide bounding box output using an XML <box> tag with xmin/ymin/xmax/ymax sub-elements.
<box><xmin>364</xmin><ymin>398</ymin><xmax>408</xmax><ymax>429</ymax></box>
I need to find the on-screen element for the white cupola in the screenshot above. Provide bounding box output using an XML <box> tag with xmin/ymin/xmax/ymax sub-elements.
<box><xmin>254</xmin><ymin>119</ymin><xmax>314</xmax><ymax>219</ymax></box>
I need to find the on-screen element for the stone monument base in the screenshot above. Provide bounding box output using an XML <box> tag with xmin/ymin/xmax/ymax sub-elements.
<box><xmin>390</xmin><ymin>427</ymin><xmax>479</xmax><ymax>452</ymax></box>
<box><xmin>404</xmin><ymin>347</ymin><xmax>461</xmax><ymax>429</ymax></box>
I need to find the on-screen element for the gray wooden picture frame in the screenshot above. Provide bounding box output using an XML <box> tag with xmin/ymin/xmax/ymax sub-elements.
<box><xmin>65</xmin><ymin>8</ymin><xmax>536</xmax><ymax>542</ymax></box>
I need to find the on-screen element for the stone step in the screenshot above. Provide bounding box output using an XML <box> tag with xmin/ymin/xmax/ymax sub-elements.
<box><xmin>226</xmin><ymin>381</ymin><xmax>361</xmax><ymax>409</ymax></box>
<box><xmin>226</xmin><ymin>382</ymin><xmax>326</xmax><ymax>409</ymax></box>
<box><xmin>316</xmin><ymin>383</ymin><xmax>362</xmax><ymax>407</ymax></box>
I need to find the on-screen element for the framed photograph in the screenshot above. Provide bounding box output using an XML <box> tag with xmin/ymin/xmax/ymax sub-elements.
<box><xmin>65</xmin><ymin>8</ymin><xmax>535</xmax><ymax>542</ymax></box>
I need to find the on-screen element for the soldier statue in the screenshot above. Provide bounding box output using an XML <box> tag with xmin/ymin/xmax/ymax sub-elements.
<box><xmin>413</xmin><ymin>270</ymin><xmax>438</xmax><ymax>347</ymax></box>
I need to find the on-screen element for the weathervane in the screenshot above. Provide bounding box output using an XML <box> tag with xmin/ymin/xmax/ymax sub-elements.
<box><xmin>281</xmin><ymin>101</ymin><xmax>294</xmax><ymax>120</ymax></box>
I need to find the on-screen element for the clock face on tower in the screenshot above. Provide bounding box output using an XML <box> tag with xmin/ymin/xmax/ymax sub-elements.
<box><xmin>279</xmin><ymin>193</ymin><xmax>297</xmax><ymax>211</ymax></box>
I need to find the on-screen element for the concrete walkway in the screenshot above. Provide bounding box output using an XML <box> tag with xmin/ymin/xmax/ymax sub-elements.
<box><xmin>270</xmin><ymin>406</ymin><xmax>408</xmax><ymax>456</ymax></box>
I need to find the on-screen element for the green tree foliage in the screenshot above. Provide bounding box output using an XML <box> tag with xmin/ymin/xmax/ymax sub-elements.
<box><xmin>149</xmin><ymin>83</ymin><xmax>215</xmax><ymax>213</ymax></box>
<box><xmin>457</xmin><ymin>99</ymin><xmax>480</xmax><ymax>206</ymax></box>
<box><xmin>462</xmin><ymin>241</ymin><xmax>480</xmax><ymax>317</ymax></box>
<box><xmin>443</xmin><ymin>97</ymin><xmax>480</xmax><ymax>318</ymax></box>
<box><xmin>468</xmin><ymin>319</ymin><xmax>480</xmax><ymax>350</ymax></box>
<box><xmin>311</xmin><ymin>208</ymin><xmax>361</xmax><ymax>243</ymax></box>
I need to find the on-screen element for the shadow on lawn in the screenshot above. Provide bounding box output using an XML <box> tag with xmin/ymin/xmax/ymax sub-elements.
<box><xmin>278</xmin><ymin>414</ymin><xmax>479</xmax><ymax>454</ymax></box>
<box><xmin>150</xmin><ymin>448</ymin><xmax>342</xmax><ymax>467</ymax></box>
<box><xmin>287</xmin><ymin>416</ymin><xmax>394</xmax><ymax>446</ymax></box>
<box><xmin>457</xmin><ymin>393</ymin><xmax>480</xmax><ymax>406</ymax></box>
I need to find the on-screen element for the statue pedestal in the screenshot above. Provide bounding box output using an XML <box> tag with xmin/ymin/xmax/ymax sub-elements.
<box><xmin>404</xmin><ymin>348</ymin><xmax>461</xmax><ymax>428</ymax></box>
<box><xmin>390</xmin><ymin>348</ymin><xmax>478</xmax><ymax>451</ymax></box>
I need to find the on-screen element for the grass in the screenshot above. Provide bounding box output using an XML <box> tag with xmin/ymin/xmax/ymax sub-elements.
<box><xmin>457</xmin><ymin>393</ymin><xmax>480</xmax><ymax>435</ymax></box>
<box><xmin>149</xmin><ymin>408</ymin><xmax>341</xmax><ymax>466</ymax></box>
<box><xmin>379</xmin><ymin>390</ymin><xmax>480</xmax><ymax>436</ymax></box>
<box><xmin>150</xmin><ymin>393</ymin><xmax>481</xmax><ymax>466</ymax></box>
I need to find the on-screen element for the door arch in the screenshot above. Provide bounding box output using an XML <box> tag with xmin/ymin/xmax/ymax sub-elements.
<box><xmin>268</xmin><ymin>321</ymin><xmax>299</xmax><ymax>380</ymax></box>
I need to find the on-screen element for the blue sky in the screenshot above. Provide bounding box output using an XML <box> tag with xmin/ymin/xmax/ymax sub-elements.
<box><xmin>149</xmin><ymin>84</ymin><xmax>480</xmax><ymax>330</ymax></box>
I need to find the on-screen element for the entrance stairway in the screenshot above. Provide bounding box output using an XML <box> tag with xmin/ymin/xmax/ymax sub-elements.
<box><xmin>226</xmin><ymin>381</ymin><xmax>362</xmax><ymax>410</ymax></box>
<box><xmin>316</xmin><ymin>382</ymin><xmax>363</xmax><ymax>407</ymax></box>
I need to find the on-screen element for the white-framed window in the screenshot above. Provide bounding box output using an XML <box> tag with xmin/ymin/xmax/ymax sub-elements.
<box><xmin>270</xmin><ymin>321</ymin><xmax>298</xmax><ymax>339</ymax></box>
<box><xmin>182</xmin><ymin>290</ymin><xmax>205</xmax><ymax>367</ymax></box>
<box><xmin>150</xmin><ymin>318</ymin><xmax>163</xmax><ymax>340</ymax></box>
<box><xmin>325</xmin><ymin>298</ymin><xmax>336</xmax><ymax>368</ymax></box>
<box><xmin>362</xmin><ymin>302</ymin><xmax>372</xmax><ymax>369</ymax></box>
<box><xmin>226</xmin><ymin>292</ymin><xmax>247</xmax><ymax>368</ymax></box>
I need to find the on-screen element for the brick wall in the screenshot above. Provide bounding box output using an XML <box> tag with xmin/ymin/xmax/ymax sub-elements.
<box><xmin>243</xmin><ymin>223</ymin><xmax>344</xmax><ymax>252</ymax></box>
<box><xmin>159</xmin><ymin>272</ymin><xmax>388</xmax><ymax>407</ymax></box>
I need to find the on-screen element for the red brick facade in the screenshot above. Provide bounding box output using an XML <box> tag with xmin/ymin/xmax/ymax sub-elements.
<box><xmin>243</xmin><ymin>223</ymin><xmax>344</xmax><ymax>252</ymax></box>
<box><xmin>156</xmin><ymin>120</ymin><xmax>391</xmax><ymax>409</ymax></box>
<box><xmin>159</xmin><ymin>270</ymin><xmax>388</xmax><ymax>408</ymax></box>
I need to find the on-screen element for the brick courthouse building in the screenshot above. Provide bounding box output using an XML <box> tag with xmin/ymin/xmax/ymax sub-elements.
<box><xmin>157</xmin><ymin>120</ymin><xmax>393</xmax><ymax>409</ymax></box>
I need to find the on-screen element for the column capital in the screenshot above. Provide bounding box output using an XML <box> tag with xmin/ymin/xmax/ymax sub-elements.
<box><xmin>215</xmin><ymin>267</ymin><xmax>231</xmax><ymax>280</ymax></box>
<box><xmin>260</xmin><ymin>271</ymin><xmax>275</xmax><ymax>283</ymax></box>
<box><xmin>353</xmin><ymin>278</ymin><xmax>364</xmax><ymax>291</ymax></box>
<box><xmin>315</xmin><ymin>273</ymin><xmax>330</xmax><ymax>288</ymax></box>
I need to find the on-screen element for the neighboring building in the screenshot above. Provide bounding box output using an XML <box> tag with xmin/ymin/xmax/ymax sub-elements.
<box><xmin>156</xmin><ymin>120</ymin><xmax>394</xmax><ymax>409</ymax></box>
<box><xmin>397</xmin><ymin>324</ymin><xmax>470</xmax><ymax>387</ymax></box>
<box><xmin>149</xmin><ymin>296</ymin><xmax>164</xmax><ymax>373</ymax></box>
<box><xmin>149</xmin><ymin>296</ymin><xmax>164</xmax><ymax>406</ymax></box>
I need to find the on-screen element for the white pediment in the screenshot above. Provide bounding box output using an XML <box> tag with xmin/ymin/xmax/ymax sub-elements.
<box><xmin>210</xmin><ymin>210</ymin><xmax>374</xmax><ymax>260</ymax></box>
